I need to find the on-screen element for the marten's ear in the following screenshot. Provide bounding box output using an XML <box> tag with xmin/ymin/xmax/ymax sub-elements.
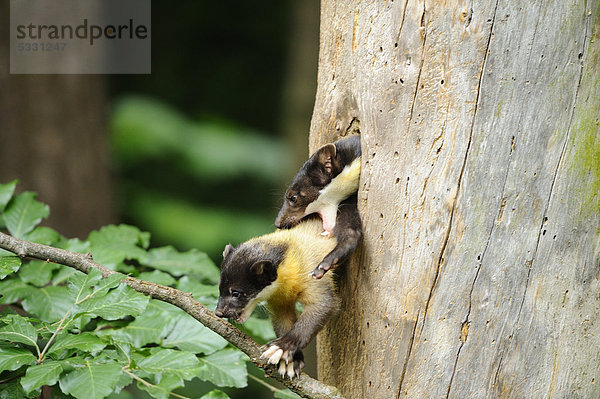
<box><xmin>250</xmin><ymin>260</ymin><xmax>277</xmax><ymax>282</ymax></box>
<box><xmin>222</xmin><ymin>244</ymin><xmax>234</xmax><ymax>260</ymax></box>
<box><xmin>314</xmin><ymin>143</ymin><xmax>337</xmax><ymax>175</ymax></box>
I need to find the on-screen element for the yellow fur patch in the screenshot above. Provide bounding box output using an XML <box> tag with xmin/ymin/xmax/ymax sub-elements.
<box><xmin>248</xmin><ymin>218</ymin><xmax>337</xmax><ymax>310</ymax></box>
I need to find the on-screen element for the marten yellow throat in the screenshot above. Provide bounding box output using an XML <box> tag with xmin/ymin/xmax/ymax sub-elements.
<box><xmin>215</xmin><ymin>218</ymin><xmax>340</xmax><ymax>378</ymax></box>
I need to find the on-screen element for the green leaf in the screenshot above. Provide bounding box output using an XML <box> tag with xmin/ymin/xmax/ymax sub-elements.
<box><xmin>0</xmin><ymin>180</ymin><xmax>17</xmax><ymax>211</ymax></box>
<box><xmin>200</xmin><ymin>390</ymin><xmax>230</xmax><ymax>399</ymax></box>
<box><xmin>0</xmin><ymin>248</ymin><xmax>14</xmax><ymax>257</ymax></box>
<box><xmin>135</xmin><ymin>373</ymin><xmax>184</xmax><ymax>399</ymax></box>
<box><xmin>195</xmin><ymin>349</ymin><xmax>247</xmax><ymax>388</ymax></box>
<box><xmin>90</xmin><ymin>272</ymin><xmax>127</xmax><ymax>298</ymax></box>
<box><xmin>143</xmin><ymin>246</ymin><xmax>219</xmax><ymax>282</ymax></box>
<box><xmin>105</xmin><ymin>391</ymin><xmax>133</xmax><ymax>399</ymax></box>
<box><xmin>110</xmin><ymin>372</ymin><xmax>135</xmax><ymax>398</ymax></box>
<box><xmin>0</xmin><ymin>256</ymin><xmax>21</xmax><ymax>279</ymax></box>
<box><xmin>177</xmin><ymin>276</ymin><xmax>218</xmax><ymax>301</ymax></box>
<box><xmin>22</xmin><ymin>226</ymin><xmax>62</xmax><ymax>246</ymax></box>
<box><xmin>176</xmin><ymin>276</ymin><xmax>218</xmax><ymax>309</ymax></box>
<box><xmin>0</xmin><ymin>380</ymin><xmax>38</xmax><ymax>399</ymax></box>
<box><xmin>21</xmin><ymin>286</ymin><xmax>73</xmax><ymax>323</ymax></box>
<box><xmin>55</xmin><ymin>355</ymin><xmax>87</xmax><ymax>368</ymax></box>
<box><xmin>76</xmin><ymin>284</ymin><xmax>149</xmax><ymax>320</ymax></box>
<box><xmin>0</xmin><ymin>314</ymin><xmax>39</xmax><ymax>349</ymax></box>
<box><xmin>51</xmin><ymin>265</ymin><xmax>78</xmax><ymax>285</ymax></box>
<box><xmin>17</xmin><ymin>260</ymin><xmax>59</xmax><ymax>286</ymax></box>
<box><xmin>137</xmin><ymin>270</ymin><xmax>176</xmax><ymax>286</ymax></box>
<box><xmin>68</xmin><ymin>268</ymin><xmax>125</xmax><ymax>304</ymax></box>
<box><xmin>0</xmin><ymin>278</ymin><xmax>34</xmax><ymax>304</ymax></box>
<box><xmin>59</xmin><ymin>361</ymin><xmax>123</xmax><ymax>399</ymax></box>
<box><xmin>3</xmin><ymin>191</ymin><xmax>50</xmax><ymax>238</ymax></box>
<box><xmin>274</xmin><ymin>389</ymin><xmax>302</xmax><ymax>399</ymax></box>
<box><xmin>57</xmin><ymin>237</ymin><xmax>90</xmax><ymax>254</ymax></box>
<box><xmin>88</xmin><ymin>224</ymin><xmax>150</xmax><ymax>268</ymax></box>
<box><xmin>47</xmin><ymin>332</ymin><xmax>106</xmax><ymax>357</ymax></box>
<box><xmin>163</xmin><ymin>314</ymin><xmax>227</xmax><ymax>354</ymax></box>
<box><xmin>242</xmin><ymin>316</ymin><xmax>276</xmax><ymax>342</ymax></box>
<box><xmin>135</xmin><ymin>348</ymin><xmax>199</xmax><ymax>380</ymax></box>
<box><xmin>97</xmin><ymin>311</ymin><xmax>171</xmax><ymax>348</ymax></box>
<box><xmin>97</xmin><ymin>300</ymin><xmax>196</xmax><ymax>348</ymax></box>
<box><xmin>0</xmin><ymin>346</ymin><xmax>36</xmax><ymax>372</ymax></box>
<box><xmin>68</xmin><ymin>269</ymin><xmax>102</xmax><ymax>303</ymax></box>
<box><xmin>20</xmin><ymin>360</ymin><xmax>63</xmax><ymax>394</ymax></box>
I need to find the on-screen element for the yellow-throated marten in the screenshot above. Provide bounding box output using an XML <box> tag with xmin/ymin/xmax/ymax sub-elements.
<box><xmin>275</xmin><ymin>135</ymin><xmax>362</xmax><ymax>279</ymax></box>
<box><xmin>215</xmin><ymin>218</ymin><xmax>340</xmax><ymax>378</ymax></box>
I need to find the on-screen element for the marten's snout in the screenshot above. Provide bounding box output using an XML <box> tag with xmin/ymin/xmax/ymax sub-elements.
<box><xmin>274</xmin><ymin>211</ymin><xmax>286</xmax><ymax>228</ymax></box>
<box><xmin>215</xmin><ymin>300</ymin><xmax>239</xmax><ymax>320</ymax></box>
<box><xmin>275</xmin><ymin>202</ymin><xmax>298</xmax><ymax>229</ymax></box>
<box><xmin>275</xmin><ymin>213</ymin><xmax>296</xmax><ymax>229</ymax></box>
<box><xmin>215</xmin><ymin>298</ymin><xmax>228</xmax><ymax>318</ymax></box>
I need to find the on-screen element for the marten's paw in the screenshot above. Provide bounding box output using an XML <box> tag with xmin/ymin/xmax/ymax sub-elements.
<box><xmin>277</xmin><ymin>350</ymin><xmax>304</xmax><ymax>379</ymax></box>
<box><xmin>310</xmin><ymin>256</ymin><xmax>339</xmax><ymax>279</ymax></box>
<box><xmin>261</xmin><ymin>340</ymin><xmax>304</xmax><ymax>378</ymax></box>
<box><xmin>261</xmin><ymin>343</ymin><xmax>293</xmax><ymax>365</ymax></box>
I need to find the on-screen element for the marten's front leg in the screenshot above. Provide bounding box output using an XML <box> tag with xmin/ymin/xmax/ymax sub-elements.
<box><xmin>311</xmin><ymin>195</ymin><xmax>362</xmax><ymax>279</ymax></box>
<box><xmin>262</xmin><ymin>287</ymin><xmax>339</xmax><ymax>378</ymax></box>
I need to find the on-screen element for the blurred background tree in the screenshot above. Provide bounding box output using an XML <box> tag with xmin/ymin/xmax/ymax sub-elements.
<box><xmin>0</xmin><ymin>0</ymin><xmax>318</xmax><ymax>261</ymax></box>
<box><xmin>0</xmin><ymin>0</ymin><xmax>319</xmax><ymax>397</ymax></box>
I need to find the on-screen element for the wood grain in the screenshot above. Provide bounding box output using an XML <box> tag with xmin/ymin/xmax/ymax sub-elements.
<box><xmin>311</xmin><ymin>0</ymin><xmax>600</xmax><ymax>397</ymax></box>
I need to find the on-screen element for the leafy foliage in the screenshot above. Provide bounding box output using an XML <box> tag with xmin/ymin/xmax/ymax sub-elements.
<box><xmin>0</xmin><ymin>256</ymin><xmax>21</xmax><ymax>279</ymax></box>
<box><xmin>0</xmin><ymin>181</ymin><xmax>275</xmax><ymax>399</ymax></box>
<box><xmin>274</xmin><ymin>389</ymin><xmax>303</xmax><ymax>399</ymax></box>
<box><xmin>3</xmin><ymin>191</ymin><xmax>50</xmax><ymax>238</ymax></box>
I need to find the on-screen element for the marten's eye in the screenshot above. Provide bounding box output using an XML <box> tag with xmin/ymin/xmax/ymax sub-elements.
<box><xmin>231</xmin><ymin>291</ymin><xmax>241</xmax><ymax>298</ymax></box>
<box><xmin>288</xmin><ymin>195</ymin><xmax>298</xmax><ymax>205</ymax></box>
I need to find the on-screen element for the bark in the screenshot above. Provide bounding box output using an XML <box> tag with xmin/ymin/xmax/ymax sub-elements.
<box><xmin>311</xmin><ymin>1</ymin><xmax>600</xmax><ymax>398</ymax></box>
<box><xmin>0</xmin><ymin>0</ymin><xmax>114</xmax><ymax>238</ymax></box>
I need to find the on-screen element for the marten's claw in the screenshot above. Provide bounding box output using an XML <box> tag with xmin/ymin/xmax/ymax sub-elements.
<box><xmin>276</xmin><ymin>357</ymin><xmax>303</xmax><ymax>379</ymax></box>
<box><xmin>311</xmin><ymin>255</ymin><xmax>340</xmax><ymax>279</ymax></box>
<box><xmin>310</xmin><ymin>261</ymin><xmax>331</xmax><ymax>279</ymax></box>
<box><xmin>281</xmin><ymin>351</ymin><xmax>294</xmax><ymax>364</ymax></box>
<box><xmin>263</xmin><ymin>343</ymin><xmax>304</xmax><ymax>378</ymax></box>
<box><xmin>277</xmin><ymin>360</ymin><xmax>296</xmax><ymax>379</ymax></box>
<box><xmin>261</xmin><ymin>345</ymin><xmax>283</xmax><ymax>365</ymax></box>
<box><xmin>286</xmin><ymin>362</ymin><xmax>296</xmax><ymax>379</ymax></box>
<box><xmin>278</xmin><ymin>361</ymin><xmax>287</xmax><ymax>376</ymax></box>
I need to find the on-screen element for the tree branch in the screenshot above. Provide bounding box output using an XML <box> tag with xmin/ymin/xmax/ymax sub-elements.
<box><xmin>0</xmin><ymin>232</ymin><xmax>344</xmax><ymax>399</ymax></box>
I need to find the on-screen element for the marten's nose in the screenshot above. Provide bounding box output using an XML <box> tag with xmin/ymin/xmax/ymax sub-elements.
<box><xmin>215</xmin><ymin>309</ymin><xmax>224</xmax><ymax>317</ymax></box>
<box><xmin>274</xmin><ymin>215</ymin><xmax>283</xmax><ymax>228</ymax></box>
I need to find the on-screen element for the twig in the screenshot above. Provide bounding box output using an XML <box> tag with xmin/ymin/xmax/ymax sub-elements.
<box><xmin>38</xmin><ymin>285</ymin><xmax>101</xmax><ymax>362</ymax></box>
<box><xmin>122</xmin><ymin>367</ymin><xmax>190</xmax><ymax>399</ymax></box>
<box><xmin>0</xmin><ymin>232</ymin><xmax>345</xmax><ymax>399</ymax></box>
<box><xmin>38</xmin><ymin>309</ymin><xmax>70</xmax><ymax>363</ymax></box>
<box><xmin>248</xmin><ymin>373</ymin><xmax>279</xmax><ymax>392</ymax></box>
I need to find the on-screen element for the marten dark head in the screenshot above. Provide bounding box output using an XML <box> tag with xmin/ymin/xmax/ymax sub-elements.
<box><xmin>215</xmin><ymin>242</ymin><xmax>285</xmax><ymax>323</ymax></box>
<box><xmin>275</xmin><ymin>143</ymin><xmax>340</xmax><ymax>229</ymax></box>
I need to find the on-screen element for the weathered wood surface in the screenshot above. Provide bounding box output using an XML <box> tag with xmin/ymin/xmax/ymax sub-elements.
<box><xmin>311</xmin><ymin>0</ymin><xmax>600</xmax><ymax>398</ymax></box>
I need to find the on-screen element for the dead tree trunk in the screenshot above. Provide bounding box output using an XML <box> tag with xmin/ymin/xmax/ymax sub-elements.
<box><xmin>311</xmin><ymin>1</ymin><xmax>600</xmax><ymax>398</ymax></box>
